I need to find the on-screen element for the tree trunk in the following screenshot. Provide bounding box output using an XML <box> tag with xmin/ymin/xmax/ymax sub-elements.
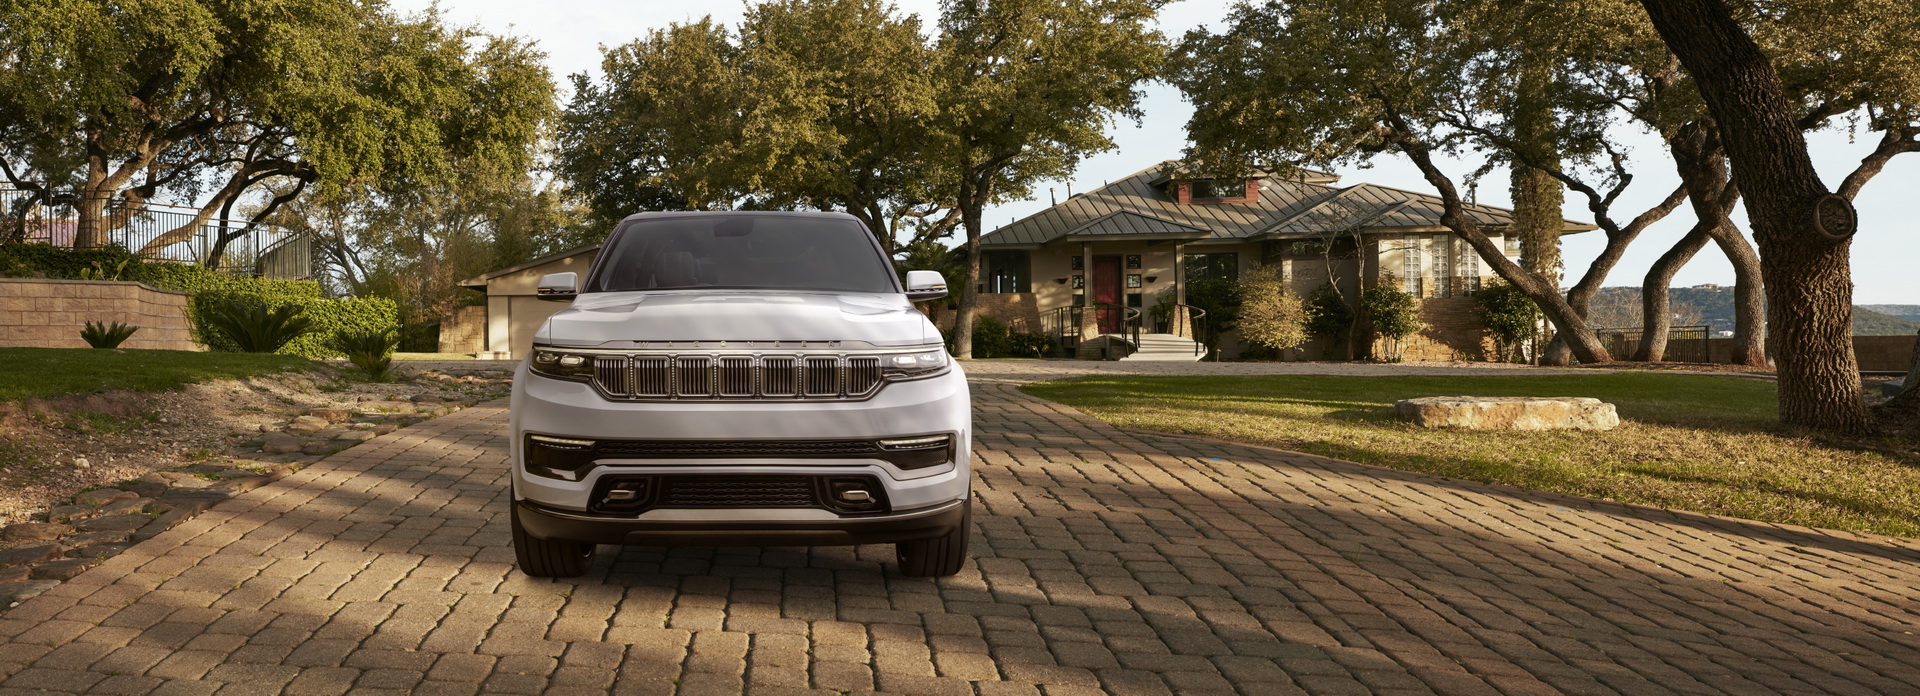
<box><xmin>1638</xmin><ymin>0</ymin><xmax>1869</xmax><ymax>432</ymax></box>
<box><xmin>1637</xmin><ymin>224</ymin><xmax>1712</xmax><ymax>361</ymax></box>
<box><xmin>950</xmin><ymin>172</ymin><xmax>983</xmax><ymax>359</ymax></box>
<box><xmin>1705</xmin><ymin>222</ymin><xmax>1767</xmax><ymax>366</ymax></box>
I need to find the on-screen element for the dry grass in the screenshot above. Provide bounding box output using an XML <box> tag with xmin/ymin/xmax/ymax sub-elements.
<box><xmin>1023</xmin><ymin>373</ymin><xmax>1920</xmax><ymax>537</ymax></box>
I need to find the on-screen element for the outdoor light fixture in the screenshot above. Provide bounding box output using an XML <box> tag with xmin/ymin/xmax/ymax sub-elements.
<box><xmin>1146</xmin><ymin>276</ymin><xmax>1158</xmax><ymax>283</ymax></box>
<box><xmin>1055</xmin><ymin>277</ymin><xmax>1068</xmax><ymax>284</ymax></box>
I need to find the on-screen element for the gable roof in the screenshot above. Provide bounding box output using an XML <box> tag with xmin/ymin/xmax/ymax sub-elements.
<box><xmin>458</xmin><ymin>244</ymin><xmax>600</xmax><ymax>289</ymax></box>
<box><xmin>981</xmin><ymin>161</ymin><xmax>1596</xmax><ymax>248</ymax></box>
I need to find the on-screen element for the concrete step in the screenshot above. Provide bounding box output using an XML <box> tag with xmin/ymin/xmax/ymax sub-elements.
<box><xmin>1115</xmin><ymin>333</ymin><xmax>1206</xmax><ymax>362</ymax></box>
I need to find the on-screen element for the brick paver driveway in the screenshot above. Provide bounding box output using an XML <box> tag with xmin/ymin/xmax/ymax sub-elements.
<box><xmin>0</xmin><ymin>364</ymin><xmax>1917</xmax><ymax>695</ymax></box>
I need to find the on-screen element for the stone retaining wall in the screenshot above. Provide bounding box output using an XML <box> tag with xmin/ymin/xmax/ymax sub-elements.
<box><xmin>0</xmin><ymin>278</ymin><xmax>199</xmax><ymax>351</ymax></box>
<box><xmin>438</xmin><ymin>305</ymin><xmax>485</xmax><ymax>355</ymax></box>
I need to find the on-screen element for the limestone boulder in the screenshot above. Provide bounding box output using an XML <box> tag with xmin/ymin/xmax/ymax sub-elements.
<box><xmin>1395</xmin><ymin>396</ymin><xmax>1620</xmax><ymax>431</ymax></box>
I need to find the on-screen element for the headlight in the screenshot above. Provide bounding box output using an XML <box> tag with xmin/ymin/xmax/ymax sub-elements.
<box><xmin>529</xmin><ymin>347</ymin><xmax>595</xmax><ymax>381</ymax></box>
<box><xmin>881</xmin><ymin>348</ymin><xmax>949</xmax><ymax>381</ymax></box>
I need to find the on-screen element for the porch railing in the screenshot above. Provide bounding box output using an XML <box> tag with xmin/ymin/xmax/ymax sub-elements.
<box><xmin>1093</xmin><ymin>302</ymin><xmax>1142</xmax><ymax>360</ymax></box>
<box><xmin>0</xmin><ymin>188</ymin><xmax>311</xmax><ymax>280</ymax></box>
<box><xmin>1175</xmin><ymin>304</ymin><xmax>1209</xmax><ymax>359</ymax></box>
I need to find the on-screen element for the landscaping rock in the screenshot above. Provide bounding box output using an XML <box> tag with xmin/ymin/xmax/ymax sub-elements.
<box><xmin>143</xmin><ymin>471</ymin><xmax>213</xmax><ymax>490</ymax></box>
<box><xmin>0</xmin><ymin>567</ymin><xmax>28</xmax><ymax>584</ymax></box>
<box><xmin>74</xmin><ymin>515</ymin><xmax>151</xmax><ymax>533</ymax></box>
<box><xmin>1885</xmin><ymin>380</ymin><xmax>1907</xmax><ymax>398</ymax></box>
<box><xmin>2</xmin><ymin>523</ymin><xmax>72</xmax><ymax>543</ymax></box>
<box><xmin>412</xmin><ymin>394</ymin><xmax>443</xmax><ymax>403</ymax></box>
<box><xmin>210</xmin><ymin>476</ymin><xmax>269</xmax><ymax>493</ymax></box>
<box><xmin>0</xmin><ymin>545</ymin><xmax>65</xmax><ymax>565</ymax></box>
<box><xmin>210</xmin><ymin>469</ymin><xmax>258</xmax><ymax>480</ymax></box>
<box><xmin>261</xmin><ymin>434</ymin><xmax>303</xmax><ymax>454</ymax></box>
<box><xmin>334</xmin><ymin>430</ymin><xmax>376</xmax><ymax>442</ymax></box>
<box><xmin>131</xmin><ymin>508</ymin><xmax>195</xmax><ymax>542</ymax></box>
<box><xmin>61</xmin><ymin>530</ymin><xmax>131</xmax><ymax>547</ymax></box>
<box><xmin>67</xmin><ymin>543</ymin><xmax>133</xmax><ymax>560</ymax></box>
<box><xmin>101</xmin><ymin>497</ymin><xmax>151</xmax><ymax>515</ymax></box>
<box><xmin>46</xmin><ymin>506</ymin><xmax>94</xmax><ymax>524</ymax></box>
<box><xmin>73</xmin><ymin>489</ymin><xmax>136</xmax><ymax>508</ymax></box>
<box><xmin>309</xmin><ymin>408</ymin><xmax>352</xmax><ymax>423</ymax></box>
<box><xmin>30</xmin><ymin>559</ymin><xmax>98</xmax><ymax>581</ymax></box>
<box><xmin>118</xmin><ymin>481</ymin><xmax>168</xmax><ymax>498</ymax></box>
<box><xmin>287</xmin><ymin>415</ymin><xmax>331</xmax><ymax>432</ymax></box>
<box><xmin>0</xmin><ymin>580</ymin><xmax>60</xmax><ymax>606</ymax></box>
<box><xmin>1395</xmin><ymin>396</ymin><xmax>1620</xmax><ymax>431</ymax></box>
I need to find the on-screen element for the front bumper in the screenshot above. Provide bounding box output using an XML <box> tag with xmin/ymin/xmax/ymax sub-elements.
<box><xmin>515</xmin><ymin>498</ymin><xmax>969</xmax><ymax>546</ymax></box>
<box><xmin>508</xmin><ymin>360</ymin><xmax>972</xmax><ymax>514</ymax></box>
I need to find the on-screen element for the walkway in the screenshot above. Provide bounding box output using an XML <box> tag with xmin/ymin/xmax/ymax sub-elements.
<box><xmin>0</xmin><ymin>363</ymin><xmax>1914</xmax><ymax>694</ymax></box>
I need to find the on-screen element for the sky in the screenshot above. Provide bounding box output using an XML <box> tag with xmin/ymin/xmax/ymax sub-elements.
<box><xmin>392</xmin><ymin>0</ymin><xmax>1920</xmax><ymax>305</ymax></box>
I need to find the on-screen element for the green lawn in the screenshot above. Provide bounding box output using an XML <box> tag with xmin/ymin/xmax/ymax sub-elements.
<box><xmin>1023</xmin><ymin>373</ymin><xmax>1920</xmax><ymax>537</ymax></box>
<box><xmin>0</xmin><ymin>348</ymin><xmax>318</xmax><ymax>402</ymax></box>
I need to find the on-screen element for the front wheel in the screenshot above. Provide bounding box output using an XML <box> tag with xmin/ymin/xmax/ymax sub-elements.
<box><xmin>896</xmin><ymin>500</ymin><xmax>971</xmax><ymax>577</ymax></box>
<box><xmin>512</xmin><ymin>503</ymin><xmax>597</xmax><ymax>578</ymax></box>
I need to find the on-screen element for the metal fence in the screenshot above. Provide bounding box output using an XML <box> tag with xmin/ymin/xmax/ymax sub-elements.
<box><xmin>1596</xmin><ymin>325</ymin><xmax>1713</xmax><ymax>363</ymax></box>
<box><xmin>0</xmin><ymin>188</ymin><xmax>310</xmax><ymax>280</ymax></box>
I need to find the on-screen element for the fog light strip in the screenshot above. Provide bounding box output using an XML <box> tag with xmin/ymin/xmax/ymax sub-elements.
<box><xmin>879</xmin><ymin>435</ymin><xmax>948</xmax><ymax>450</ymax></box>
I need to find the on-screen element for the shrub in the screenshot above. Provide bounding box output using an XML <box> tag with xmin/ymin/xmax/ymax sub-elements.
<box><xmin>331</xmin><ymin>328</ymin><xmax>400</xmax><ymax>380</ymax></box>
<box><xmin>1009</xmin><ymin>331</ymin><xmax>1054</xmax><ymax>358</ymax></box>
<box><xmin>203</xmin><ymin>300</ymin><xmax>315</xmax><ymax>353</ymax></box>
<box><xmin>1235</xmin><ymin>265</ymin><xmax>1310</xmax><ymax>353</ymax></box>
<box><xmin>1305</xmin><ymin>284</ymin><xmax>1354</xmax><ymax>338</ymax></box>
<box><xmin>1359</xmin><ymin>275</ymin><xmax>1422</xmax><ymax>362</ymax></box>
<box><xmin>80</xmin><ymin>321</ymin><xmax>138</xmax><ymax>349</ymax></box>
<box><xmin>971</xmin><ymin>316</ymin><xmax>1013</xmax><ymax>359</ymax></box>
<box><xmin>1474</xmin><ymin>280</ymin><xmax>1539</xmax><ymax>362</ymax></box>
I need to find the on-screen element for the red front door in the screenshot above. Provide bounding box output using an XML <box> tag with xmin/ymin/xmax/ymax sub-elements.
<box><xmin>1092</xmin><ymin>255</ymin><xmax>1123</xmax><ymax>333</ymax></box>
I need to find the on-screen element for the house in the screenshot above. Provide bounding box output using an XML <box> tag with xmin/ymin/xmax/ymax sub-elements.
<box><xmin>445</xmin><ymin>245</ymin><xmax>600</xmax><ymax>359</ymax></box>
<box><xmin>947</xmin><ymin>162</ymin><xmax>1596</xmax><ymax>360</ymax></box>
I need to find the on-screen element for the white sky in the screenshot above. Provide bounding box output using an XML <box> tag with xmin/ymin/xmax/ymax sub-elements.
<box><xmin>394</xmin><ymin>0</ymin><xmax>1920</xmax><ymax>305</ymax></box>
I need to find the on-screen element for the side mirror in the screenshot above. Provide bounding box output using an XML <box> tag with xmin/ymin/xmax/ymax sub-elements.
<box><xmin>536</xmin><ymin>272</ymin><xmax>578</xmax><ymax>301</ymax></box>
<box><xmin>904</xmin><ymin>270</ymin><xmax>947</xmax><ymax>302</ymax></box>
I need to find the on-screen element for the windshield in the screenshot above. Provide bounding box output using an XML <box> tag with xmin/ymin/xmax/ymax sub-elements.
<box><xmin>587</xmin><ymin>214</ymin><xmax>898</xmax><ymax>294</ymax></box>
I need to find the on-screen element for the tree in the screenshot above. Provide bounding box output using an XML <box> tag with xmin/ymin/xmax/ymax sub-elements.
<box><xmin>1632</xmin><ymin>0</ymin><xmax>1887</xmax><ymax>431</ymax></box>
<box><xmin>1173</xmin><ymin>0</ymin><xmax>1697</xmax><ymax>365</ymax></box>
<box><xmin>934</xmin><ymin>0</ymin><xmax>1168</xmax><ymax>358</ymax></box>
<box><xmin>556</xmin><ymin>1</ymin><xmax>956</xmax><ymax>251</ymax></box>
<box><xmin>1237</xmin><ymin>266</ymin><xmax>1310</xmax><ymax>353</ymax></box>
<box><xmin>0</xmin><ymin>2</ymin><xmax>552</xmax><ymax>258</ymax></box>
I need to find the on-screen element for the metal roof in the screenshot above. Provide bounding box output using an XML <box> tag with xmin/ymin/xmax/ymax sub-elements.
<box><xmin>981</xmin><ymin>162</ymin><xmax>1595</xmax><ymax>248</ymax></box>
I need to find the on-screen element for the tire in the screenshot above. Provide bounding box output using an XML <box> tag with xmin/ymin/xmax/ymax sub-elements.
<box><xmin>511</xmin><ymin>503</ymin><xmax>597</xmax><ymax>578</ymax></box>
<box><xmin>896</xmin><ymin>499</ymin><xmax>971</xmax><ymax>577</ymax></box>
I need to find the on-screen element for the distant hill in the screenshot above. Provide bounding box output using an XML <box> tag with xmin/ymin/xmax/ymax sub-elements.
<box><xmin>1587</xmin><ymin>285</ymin><xmax>1920</xmax><ymax>336</ymax></box>
<box><xmin>1861</xmin><ymin>304</ymin><xmax>1920</xmax><ymax>323</ymax></box>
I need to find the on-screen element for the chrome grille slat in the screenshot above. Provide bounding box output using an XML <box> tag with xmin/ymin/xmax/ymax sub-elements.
<box><xmin>587</xmin><ymin>352</ymin><xmax>896</xmax><ymax>401</ymax></box>
<box><xmin>593</xmin><ymin>356</ymin><xmax>630</xmax><ymax>396</ymax></box>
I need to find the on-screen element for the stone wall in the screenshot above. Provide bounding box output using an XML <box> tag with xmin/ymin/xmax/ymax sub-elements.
<box><xmin>1393</xmin><ymin>292</ymin><xmax>1489</xmax><ymax>362</ymax></box>
<box><xmin>0</xmin><ymin>278</ymin><xmax>199</xmax><ymax>350</ymax></box>
<box><xmin>438</xmin><ymin>305</ymin><xmax>485</xmax><ymax>355</ymax></box>
<box><xmin>921</xmin><ymin>293</ymin><xmax>1043</xmax><ymax>333</ymax></box>
<box><xmin>1853</xmin><ymin>334</ymin><xmax>1918</xmax><ymax>372</ymax></box>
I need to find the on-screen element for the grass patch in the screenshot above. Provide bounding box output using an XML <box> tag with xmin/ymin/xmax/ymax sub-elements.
<box><xmin>0</xmin><ymin>348</ymin><xmax>318</xmax><ymax>402</ymax></box>
<box><xmin>1022</xmin><ymin>373</ymin><xmax>1920</xmax><ymax>537</ymax></box>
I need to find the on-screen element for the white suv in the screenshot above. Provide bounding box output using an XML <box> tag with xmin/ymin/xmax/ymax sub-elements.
<box><xmin>508</xmin><ymin>211</ymin><xmax>971</xmax><ymax>578</ymax></box>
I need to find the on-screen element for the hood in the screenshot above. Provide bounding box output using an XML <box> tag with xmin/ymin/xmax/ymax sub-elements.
<box><xmin>534</xmin><ymin>290</ymin><xmax>938</xmax><ymax>347</ymax></box>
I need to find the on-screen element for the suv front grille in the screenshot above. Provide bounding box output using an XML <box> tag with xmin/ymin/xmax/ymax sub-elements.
<box><xmin>586</xmin><ymin>474</ymin><xmax>892</xmax><ymax>515</ymax></box>
<box><xmin>588</xmin><ymin>353</ymin><xmax>885</xmax><ymax>401</ymax></box>
<box><xmin>660</xmin><ymin>477</ymin><xmax>816</xmax><ymax>507</ymax></box>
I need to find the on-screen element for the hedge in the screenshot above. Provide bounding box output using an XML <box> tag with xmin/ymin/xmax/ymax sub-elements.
<box><xmin>1</xmin><ymin>243</ymin><xmax>396</xmax><ymax>359</ymax></box>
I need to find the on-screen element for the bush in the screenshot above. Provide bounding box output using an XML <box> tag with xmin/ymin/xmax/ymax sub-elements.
<box><xmin>1474</xmin><ymin>280</ymin><xmax>1539</xmax><ymax>362</ymax></box>
<box><xmin>1360</xmin><ymin>276</ymin><xmax>1422</xmax><ymax>362</ymax></box>
<box><xmin>3</xmin><ymin>244</ymin><xmax>397</xmax><ymax>359</ymax></box>
<box><xmin>80</xmin><ymin>321</ymin><xmax>138</xmax><ymax>349</ymax></box>
<box><xmin>1305</xmin><ymin>284</ymin><xmax>1354</xmax><ymax>338</ymax></box>
<box><xmin>202</xmin><ymin>300</ymin><xmax>315</xmax><ymax>353</ymax></box>
<box><xmin>331</xmin><ymin>328</ymin><xmax>400</xmax><ymax>380</ymax></box>
<box><xmin>1009</xmin><ymin>331</ymin><xmax>1054</xmax><ymax>358</ymax></box>
<box><xmin>1235</xmin><ymin>265</ymin><xmax>1310</xmax><ymax>352</ymax></box>
<box><xmin>971</xmin><ymin>316</ymin><xmax>1014</xmax><ymax>359</ymax></box>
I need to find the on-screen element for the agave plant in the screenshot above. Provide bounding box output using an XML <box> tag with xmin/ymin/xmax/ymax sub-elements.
<box><xmin>205</xmin><ymin>300</ymin><xmax>314</xmax><ymax>353</ymax></box>
<box><xmin>80</xmin><ymin>320</ymin><xmax>139</xmax><ymax>349</ymax></box>
<box><xmin>330</xmin><ymin>328</ymin><xmax>399</xmax><ymax>380</ymax></box>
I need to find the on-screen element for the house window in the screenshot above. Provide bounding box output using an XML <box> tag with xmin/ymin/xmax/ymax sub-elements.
<box><xmin>1459</xmin><ymin>239</ymin><xmax>1481</xmax><ymax>295</ymax></box>
<box><xmin>1126</xmin><ymin>273</ymin><xmax>1141</xmax><ymax>289</ymax></box>
<box><xmin>1070</xmin><ymin>255</ymin><xmax>1084</xmax><ymax>271</ymax></box>
<box><xmin>1402</xmin><ymin>234</ymin><xmax>1423</xmax><ymax>297</ymax></box>
<box><xmin>1184</xmin><ymin>252</ymin><xmax>1239</xmax><ymax>284</ymax></box>
<box><xmin>982</xmin><ymin>250</ymin><xmax>1030</xmax><ymax>293</ymax></box>
<box><xmin>1432</xmin><ymin>237</ymin><xmax>1451</xmax><ymax>298</ymax></box>
<box><xmin>1191</xmin><ymin>179</ymin><xmax>1247</xmax><ymax>200</ymax></box>
<box><xmin>1125</xmin><ymin>255</ymin><xmax>1141</xmax><ymax>269</ymax></box>
<box><xmin>1504</xmin><ymin>235</ymin><xmax>1523</xmax><ymax>256</ymax></box>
